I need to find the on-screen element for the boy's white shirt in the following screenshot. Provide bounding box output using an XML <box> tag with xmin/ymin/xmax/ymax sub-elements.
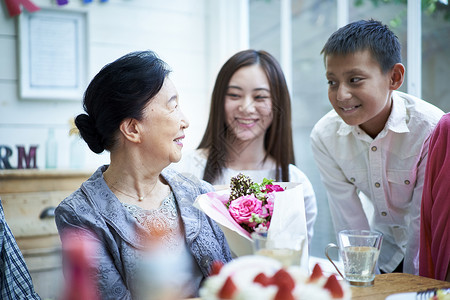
<box><xmin>310</xmin><ymin>91</ymin><xmax>444</xmax><ymax>274</ymax></box>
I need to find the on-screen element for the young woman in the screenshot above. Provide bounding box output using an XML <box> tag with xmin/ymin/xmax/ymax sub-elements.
<box><xmin>174</xmin><ymin>49</ymin><xmax>317</xmax><ymax>245</ymax></box>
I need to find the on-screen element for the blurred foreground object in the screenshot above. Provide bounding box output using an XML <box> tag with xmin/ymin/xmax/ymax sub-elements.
<box><xmin>59</xmin><ymin>229</ymin><xmax>99</xmax><ymax>300</ymax></box>
<box><xmin>136</xmin><ymin>242</ymin><xmax>193</xmax><ymax>300</ymax></box>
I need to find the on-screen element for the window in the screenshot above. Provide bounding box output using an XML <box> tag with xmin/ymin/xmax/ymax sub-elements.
<box><xmin>249</xmin><ymin>0</ymin><xmax>450</xmax><ymax>258</ymax></box>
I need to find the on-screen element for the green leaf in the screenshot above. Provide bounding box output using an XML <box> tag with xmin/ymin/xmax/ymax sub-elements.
<box><xmin>261</xmin><ymin>178</ymin><xmax>274</xmax><ymax>186</ymax></box>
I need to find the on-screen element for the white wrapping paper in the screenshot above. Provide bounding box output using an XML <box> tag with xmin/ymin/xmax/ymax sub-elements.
<box><xmin>193</xmin><ymin>182</ymin><xmax>309</xmax><ymax>271</ymax></box>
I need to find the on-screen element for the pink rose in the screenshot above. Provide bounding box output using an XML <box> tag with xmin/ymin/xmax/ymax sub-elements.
<box><xmin>228</xmin><ymin>194</ymin><xmax>263</xmax><ymax>224</ymax></box>
<box><xmin>264</xmin><ymin>184</ymin><xmax>284</xmax><ymax>193</ymax></box>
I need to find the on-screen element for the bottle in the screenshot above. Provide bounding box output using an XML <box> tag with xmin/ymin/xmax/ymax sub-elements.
<box><xmin>68</xmin><ymin>118</ymin><xmax>85</xmax><ymax>169</ymax></box>
<box><xmin>69</xmin><ymin>133</ymin><xmax>85</xmax><ymax>169</ymax></box>
<box><xmin>46</xmin><ymin>128</ymin><xmax>58</xmax><ymax>169</ymax></box>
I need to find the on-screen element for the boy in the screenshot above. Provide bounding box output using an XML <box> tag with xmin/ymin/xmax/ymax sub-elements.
<box><xmin>310</xmin><ymin>19</ymin><xmax>444</xmax><ymax>274</ymax></box>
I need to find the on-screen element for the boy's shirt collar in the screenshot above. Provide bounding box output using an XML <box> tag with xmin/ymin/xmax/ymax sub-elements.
<box><xmin>337</xmin><ymin>91</ymin><xmax>410</xmax><ymax>138</ymax></box>
<box><xmin>384</xmin><ymin>92</ymin><xmax>410</xmax><ymax>134</ymax></box>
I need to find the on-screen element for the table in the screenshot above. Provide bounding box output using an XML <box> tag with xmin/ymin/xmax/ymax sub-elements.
<box><xmin>187</xmin><ymin>273</ymin><xmax>450</xmax><ymax>300</ymax></box>
<box><xmin>351</xmin><ymin>273</ymin><xmax>449</xmax><ymax>300</ymax></box>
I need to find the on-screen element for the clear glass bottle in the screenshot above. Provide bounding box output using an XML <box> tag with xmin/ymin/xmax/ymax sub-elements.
<box><xmin>69</xmin><ymin>134</ymin><xmax>85</xmax><ymax>169</ymax></box>
<box><xmin>46</xmin><ymin>128</ymin><xmax>58</xmax><ymax>169</ymax></box>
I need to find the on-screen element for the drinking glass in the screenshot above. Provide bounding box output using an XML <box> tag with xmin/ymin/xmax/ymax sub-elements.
<box><xmin>325</xmin><ymin>230</ymin><xmax>382</xmax><ymax>287</ymax></box>
<box><xmin>251</xmin><ymin>232</ymin><xmax>305</xmax><ymax>268</ymax></box>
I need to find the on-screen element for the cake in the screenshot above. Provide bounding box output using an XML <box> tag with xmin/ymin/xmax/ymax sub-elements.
<box><xmin>199</xmin><ymin>256</ymin><xmax>351</xmax><ymax>300</ymax></box>
<box><xmin>430</xmin><ymin>289</ymin><xmax>450</xmax><ymax>300</ymax></box>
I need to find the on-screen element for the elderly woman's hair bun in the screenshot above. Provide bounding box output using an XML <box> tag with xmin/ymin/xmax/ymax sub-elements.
<box><xmin>75</xmin><ymin>113</ymin><xmax>105</xmax><ymax>154</ymax></box>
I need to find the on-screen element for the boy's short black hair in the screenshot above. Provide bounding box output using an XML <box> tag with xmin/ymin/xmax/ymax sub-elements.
<box><xmin>321</xmin><ymin>19</ymin><xmax>402</xmax><ymax>73</ymax></box>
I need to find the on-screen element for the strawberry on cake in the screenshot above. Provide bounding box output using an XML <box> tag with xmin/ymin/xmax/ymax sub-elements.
<box><xmin>200</xmin><ymin>256</ymin><xmax>351</xmax><ymax>300</ymax></box>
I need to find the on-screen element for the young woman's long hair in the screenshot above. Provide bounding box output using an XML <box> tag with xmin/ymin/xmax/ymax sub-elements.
<box><xmin>198</xmin><ymin>49</ymin><xmax>295</xmax><ymax>183</ymax></box>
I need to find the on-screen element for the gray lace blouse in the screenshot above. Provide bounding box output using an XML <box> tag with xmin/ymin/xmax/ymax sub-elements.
<box><xmin>122</xmin><ymin>192</ymin><xmax>203</xmax><ymax>298</ymax></box>
<box><xmin>122</xmin><ymin>193</ymin><xmax>184</xmax><ymax>253</ymax></box>
<box><xmin>55</xmin><ymin>165</ymin><xmax>232</xmax><ymax>300</ymax></box>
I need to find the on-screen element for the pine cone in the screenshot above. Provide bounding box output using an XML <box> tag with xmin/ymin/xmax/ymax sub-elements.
<box><xmin>229</xmin><ymin>173</ymin><xmax>255</xmax><ymax>202</ymax></box>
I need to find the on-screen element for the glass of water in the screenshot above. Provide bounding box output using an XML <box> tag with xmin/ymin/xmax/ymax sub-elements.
<box><xmin>325</xmin><ymin>230</ymin><xmax>383</xmax><ymax>287</ymax></box>
<box><xmin>251</xmin><ymin>232</ymin><xmax>305</xmax><ymax>268</ymax></box>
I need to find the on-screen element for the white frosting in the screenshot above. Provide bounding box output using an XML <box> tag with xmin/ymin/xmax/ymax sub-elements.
<box><xmin>199</xmin><ymin>256</ymin><xmax>351</xmax><ymax>300</ymax></box>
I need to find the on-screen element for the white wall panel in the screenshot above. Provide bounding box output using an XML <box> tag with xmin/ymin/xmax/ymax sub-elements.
<box><xmin>0</xmin><ymin>12</ymin><xmax>15</xmax><ymax>35</ymax></box>
<box><xmin>0</xmin><ymin>0</ymin><xmax>244</xmax><ymax>171</ymax></box>
<box><xmin>0</xmin><ymin>37</ymin><xmax>17</xmax><ymax>80</ymax></box>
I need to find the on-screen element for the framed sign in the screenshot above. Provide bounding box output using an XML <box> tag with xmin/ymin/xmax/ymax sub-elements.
<box><xmin>18</xmin><ymin>9</ymin><xmax>88</xmax><ymax>101</ymax></box>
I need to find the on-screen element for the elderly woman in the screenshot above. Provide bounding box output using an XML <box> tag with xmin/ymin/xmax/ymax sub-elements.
<box><xmin>55</xmin><ymin>51</ymin><xmax>232</xmax><ymax>299</ymax></box>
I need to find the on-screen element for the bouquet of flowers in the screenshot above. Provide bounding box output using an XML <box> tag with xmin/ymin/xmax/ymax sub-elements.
<box><xmin>226</xmin><ymin>173</ymin><xmax>285</xmax><ymax>234</ymax></box>
<box><xmin>194</xmin><ymin>173</ymin><xmax>308</xmax><ymax>265</ymax></box>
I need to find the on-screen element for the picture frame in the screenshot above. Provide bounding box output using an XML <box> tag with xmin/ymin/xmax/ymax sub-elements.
<box><xmin>18</xmin><ymin>9</ymin><xmax>88</xmax><ymax>101</ymax></box>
